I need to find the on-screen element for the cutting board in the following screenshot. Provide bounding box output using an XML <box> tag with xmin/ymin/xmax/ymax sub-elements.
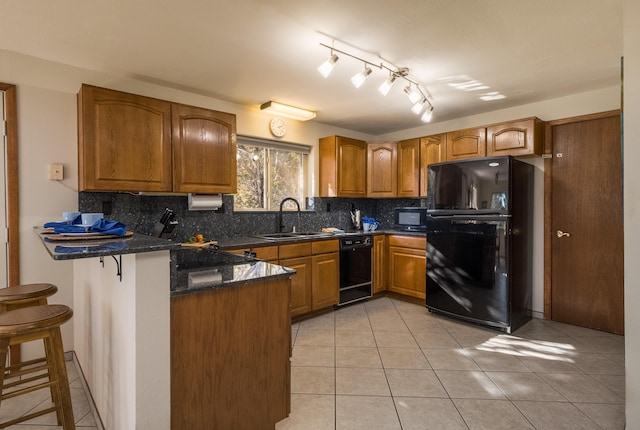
<box><xmin>41</xmin><ymin>230</ymin><xmax>134</xmax><ymax>241</ymax></box>
<box><xmin>181</xmin><ymin>241</ymin><xmax>218</xmax><ymax>248</ymax></box>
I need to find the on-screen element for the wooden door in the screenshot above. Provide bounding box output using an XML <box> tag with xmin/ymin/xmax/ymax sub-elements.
<box><xmin>172</xmin><ymin>103</ymin><xmax>237</xmax><ymax>194</ymax></box>
<box><xmin>367</xmin><ymin>142</ymin><xmax>397</xmax><ymax>197</ymax></box>
<box><xmin>397</xmin><ymin>138</ymin><xmax>420</xmax><ymax>197</ymax></box>
<box><xmin>548</xmin><ymin>111</ymin><xmax>623</xmax><ymax>334</ymax></box>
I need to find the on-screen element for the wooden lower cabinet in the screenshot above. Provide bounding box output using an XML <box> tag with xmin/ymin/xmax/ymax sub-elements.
<box><xmin>311</xmin><ymin>252</ymin><xmax>339</xmax><ymax>309</ymax></box>
<box><xmin>373</xmin><ymin>235</ymin><xmax>387</xmax><ymax>293</ymax></box>
<box><xmin>170</xmin><ymin>277</ymin><xmax>291</xmax><ymax>430</ymax></box>
<box><xmin>282</xmin><ymin>256</ymin><xmax>313</xmax><ymax>316</ymax></box>
<box><xmin>388</xmin><ymin>235</ymin><xmax>427</xmax><ymax>300</ymax></box>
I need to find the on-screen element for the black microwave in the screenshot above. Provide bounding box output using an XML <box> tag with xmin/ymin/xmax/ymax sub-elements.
<box><xmin>393</xmin><ymin>207</ymin><xmax>427</xmax><ymax>231</ymax></box>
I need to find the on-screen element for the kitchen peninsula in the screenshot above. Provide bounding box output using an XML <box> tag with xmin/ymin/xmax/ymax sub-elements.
<box><xmin>35</xmin><ymin>228</ymin><xmax>294</xmax><ymax>430</ymax></box>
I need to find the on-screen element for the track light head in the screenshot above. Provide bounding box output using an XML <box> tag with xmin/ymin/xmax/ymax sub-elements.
<box><xmin>404</xmin><ymin>85</ymin><xmax>422</xmax><ymax>104</ymax></box>
<box><xmin>318</xmin><ymin>53</ymin><xmax>339</xmax><ymax>78</ymax></box>
<box><xmin>351</xmin><ymin>65</ymin><xmax>372</xmax><ymax>88</ymax></box>
<box><xmin>421</xmin><ymin>105</ymin><xmax>434</xmax><ymax>122</ymax></box>
<box><xmin>378</xmin><ymin>73</ymin><xmax>397</xmax><ymax>96</ymax></box>
<box><xmin>411</xmin><ymin>98</ymin><xmax>428</xmax><ymax>115</ymax></box>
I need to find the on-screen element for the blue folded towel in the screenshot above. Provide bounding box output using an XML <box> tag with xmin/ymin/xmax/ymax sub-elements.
<box><xmin>45</xmin><ymin>219</ymin><xmax>127</xmax><ymax>236</ymax></box>
<box><xmin>54</xmin><ymin>241</ymin><xmax>128</xmax><ymax>254</ymax></box>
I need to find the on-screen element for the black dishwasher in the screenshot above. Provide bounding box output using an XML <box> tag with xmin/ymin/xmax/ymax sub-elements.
<box><xmin>338</xmin><ymin>235</ymin><xmax>373</xmax><ymax>306</ymax></box>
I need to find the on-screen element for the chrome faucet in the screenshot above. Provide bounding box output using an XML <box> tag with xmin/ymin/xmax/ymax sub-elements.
<box><xmin>278</xmin><ymin>197</ymin><xmax>301</xmax><ymax>232</ymax></box>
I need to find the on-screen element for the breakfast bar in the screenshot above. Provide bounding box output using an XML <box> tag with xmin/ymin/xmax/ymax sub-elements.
<box><xmin>35</xmin><ymin>228</ymin><xmax>294</xmax><ymax>430</ymax></box>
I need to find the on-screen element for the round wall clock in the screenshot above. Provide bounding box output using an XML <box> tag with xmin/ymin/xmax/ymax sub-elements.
<box><xmin>269</xmin><ymin>117</ymin><xmax>287</xmax><ymax>137</ymax></box>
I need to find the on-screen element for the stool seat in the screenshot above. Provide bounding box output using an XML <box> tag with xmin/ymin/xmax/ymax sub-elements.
<box><xmin>0</xmin><ymin>283</ymin><xmax>58</xmax><ymax>312</ymax></box>
<box><xmin>0</xmin><ymin>304</ymin><xmax>72</xmax><ymax>338</ymax></box>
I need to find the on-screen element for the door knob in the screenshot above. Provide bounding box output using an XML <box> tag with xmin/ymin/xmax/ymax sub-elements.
<box><xmin>556</xmin><ymin>230</ymin><xmax>571</xmax><ymax>238</ymax></box>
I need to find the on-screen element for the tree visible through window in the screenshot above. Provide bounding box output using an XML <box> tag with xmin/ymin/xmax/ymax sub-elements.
<box><xmin>235</xmin><ymin>137</ymin><xmax>309</xmax><ymax>210</ymax></box>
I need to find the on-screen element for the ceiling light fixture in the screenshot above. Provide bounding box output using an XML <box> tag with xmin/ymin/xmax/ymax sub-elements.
<box><xmin>351</xmin><ymin>64</ymin><xmax>372</xmax><ymax>88</ymax></box>
<box><xmin>318</xmin><ymin>42</ymin><xmax>434</xmax><ymax>121</ymax></box>
<box><xmin>318</xmin><ymin>53</ymin><xmax>339</xmax><ymax>78</ymax></box>
<box><xmin>260</xmin><ymin>101</ymin><xmax>317</xmax><ymax>121</ymax></box>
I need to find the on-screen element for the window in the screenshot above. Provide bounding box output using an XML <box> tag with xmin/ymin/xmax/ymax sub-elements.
<box><xmin>235</xmin><ymin>136</ymin><xmax>310</xmax><ymax>211</ymax></box>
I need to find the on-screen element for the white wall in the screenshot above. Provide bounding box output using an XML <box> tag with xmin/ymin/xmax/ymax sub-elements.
<box><xmin>623</xmin><ymin>0</ymin><xmax>639</xmax><ymax>425</ymax></box>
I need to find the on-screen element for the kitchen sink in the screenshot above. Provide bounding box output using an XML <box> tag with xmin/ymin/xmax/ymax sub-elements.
<box><xmin>251</xmin><ymin>231</ymin><xmax>333</xmax><ymax>241</ymax></box>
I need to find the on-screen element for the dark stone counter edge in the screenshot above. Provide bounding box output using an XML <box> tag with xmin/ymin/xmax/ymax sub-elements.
<box><xmin>34</xmin><ymin>227</ymin><xmax>182</xmax><ymax>260</ymax></box>
<box><xmin>170</xmin><ymin>261</ymin><xmax>295</xmax><ymax>297</ymax></box>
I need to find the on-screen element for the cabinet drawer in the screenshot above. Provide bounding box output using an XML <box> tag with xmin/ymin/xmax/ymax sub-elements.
<box><xmin>311</xmin><ymin>239</ymin><xmax>339</xmax><ymax>255</ymax></box>
<box><xmin>279</xmin><ymin>242</ymin><xmax>312</xmax><ymax>259</ymax></box>
<box><xmin>252</xmin><ymin>245</ymin><xmax>279</xmax><ymax>261</ymax></box>
<box><xmin>388</xmin><ymin>235</ymin><xmax>427</xmax><ymax>250</ymax></box>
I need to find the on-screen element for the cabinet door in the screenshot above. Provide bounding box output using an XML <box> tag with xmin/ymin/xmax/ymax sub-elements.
<box><xmin>373</xmin><ymin>235</ymin><xmax>387</xmax><ymax>294</ymax></box>
<box><xmin>397</xmin><ymin>138</ymin><xmax>420</xmax><ymax>197</ymax></box>
<box><xmin>78</xmin><ymin>84</ymin><xmax>172</xmax><ymax>192</ymax></box>
<box><xmin>486</xmin><ymin>117</ymin><xmax>544</xmax><ymax>157</ymax></box>
<box><xmin>446</xmin><ymin>127</ymin><xmax>486</xmax><ymax>161</ymax></box>
<box><xmin>367</xmin><ymin>143</ymin><xmax>397</xmax><ymax>197</ymax></box>
<box><xmin>319</xmin><ymin>136</ymin><xmax>367</xmax><ymax>197</ymax></box>
<box><xmin>420</xmin><ymin>134</ymin><xmax>446</xmax><ymax>196</ymax></box>
<box><xmin>311</xmin><ymin>252</ymin><xmax>339</xmax><ymax>310</ymax></box>
<box><xmin>280</xmin><ymin>256</ymin><xmax>312</xmax><ymax>317</ymax></box>
<box><xmin>388</xmin><ymin>246</ymin><xmax>426</xmax><ymax>300</ymax></box>
<box><xmin>172</xmin><ymin>104</ymin><xmax>237</xmax><ymax>193</ymax></box>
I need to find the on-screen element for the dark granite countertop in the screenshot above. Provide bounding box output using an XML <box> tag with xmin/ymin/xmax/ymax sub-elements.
<box><xmin>171</xmin><ymin>247</ymin><xmax>294</xmax><ymax>296</ymax></box>
<box><xmin>34</xmin><ymin>226</ymin><xmax>181</xmax><ymax>260</ymax></box>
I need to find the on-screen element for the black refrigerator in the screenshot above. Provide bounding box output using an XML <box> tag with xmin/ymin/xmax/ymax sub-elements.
<box><xmin>426</xmin><ymin>156</ymin><xmax>533</xmax><ymax>333</ymax></box>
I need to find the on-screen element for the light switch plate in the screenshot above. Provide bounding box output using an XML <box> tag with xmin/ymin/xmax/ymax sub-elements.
<box><xmin>49</xmin><ymin>163</ymin><xmax>64</xmax><ymax>180</ymax></box>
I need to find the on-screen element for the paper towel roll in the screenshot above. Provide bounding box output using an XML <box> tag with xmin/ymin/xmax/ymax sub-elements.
<box><xmin>188</xmin><ymin>269</ymin><xmax>223</xmax><ymax>288</ymax></box>
<box><xmin>188</xmin><ymin>194</ymin><xmax>223</xmax><ymax>211</ymax></box>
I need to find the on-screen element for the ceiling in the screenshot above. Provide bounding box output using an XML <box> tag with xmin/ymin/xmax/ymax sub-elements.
<box><xmin>0</xmin><ymin>0</ymin><xmax>622</xmax><ymax>135</ymax></box>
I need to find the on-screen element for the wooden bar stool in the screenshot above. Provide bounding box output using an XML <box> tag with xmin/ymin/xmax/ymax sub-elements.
<box><xmin>0</xmin><ymin>283</ymin><xmax>58</xmax><ymax>312</ymax></box>
<box><xmin>0</xmin><ymin>305</ymin><xmax>75</xmax><ymax>429</ymax></box>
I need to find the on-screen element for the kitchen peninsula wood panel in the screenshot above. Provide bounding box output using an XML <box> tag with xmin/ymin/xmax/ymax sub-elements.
<box><xmin>171</xmin><ymin>277</ymin><xmax>291</xmax><ymax>430</ymax></box>
<box><xmin>78</xmin><ymin>84</ymin><xmax>173</xmax><ymax>192</ymax></box>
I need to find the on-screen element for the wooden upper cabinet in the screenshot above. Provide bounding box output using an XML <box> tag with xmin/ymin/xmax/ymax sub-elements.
<box><xmin>397</xmin><ymin>138</ymin><xmax>420</xmax><ymax>197</ymax></box>
<box><xmin>367</xmin><ymin>142</ymin><xmax>397</xmax><ymax>198</ymax></box>
<box><xmin>446</xmin><ymin>127</ymin><xmax>486</xmax><ymax>161</ymax></box>
<box><xmin>78</xmin><ymin>84</ymin><xmax>172</xmax><ymax>192</ymax></box>
<box><xmin>78</xmin><ymin>84</ymin><xmax>237</xmax><ymax>193</ymax></box>
<box><xmin>319</xmin><ymin>136</ymin><xmax>367</xmax><ymax>197</ymax></box>
<box><xmin>172</xmin><ymin>104</ymin><xmax>237</xmax><ymax>193</ymax></box>
<box><xmin>420</xmin><ymin>134</ymin><xmax>446</xmax><ymax>196</ymax></box>
<box><xmin>486</xmin><ymin>117</ymin><xmax>544</xmax><ymax>157</ymax></box>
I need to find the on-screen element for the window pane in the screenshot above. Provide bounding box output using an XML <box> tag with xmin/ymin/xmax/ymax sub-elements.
<box><xmin>236</xmin><ymin>144</ymin><xmax>266</xmax><ymax>210</ymax></box>
<box><xmin>269</xmin><ymin>149</ymin><xmax>303</xmax><ymax>209</ymax></box>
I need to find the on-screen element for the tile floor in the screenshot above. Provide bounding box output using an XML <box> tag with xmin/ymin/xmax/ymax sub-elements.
<box><xmin>276</xmin><ymin>297</ymin><xmax>626</xmax><ymax>430</ymax></box>
<box><xmin>1</xmin><ymin>296</ymin><xmax>625</xmax><ymax>429</ymax></box>
<box><xmin>0</xmin><ymin>359</ymin><xmax>99</xmax><ymax>429</ymax></box>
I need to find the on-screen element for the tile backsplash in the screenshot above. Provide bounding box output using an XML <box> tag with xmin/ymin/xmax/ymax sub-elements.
<box><xmin>79</xmin><ymin>192</ymin><xmax>426</xmax><ymax>243</ymax></box>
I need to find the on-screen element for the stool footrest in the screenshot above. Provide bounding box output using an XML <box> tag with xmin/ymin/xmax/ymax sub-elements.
<box><xmin>3</xmin><ymin>368</ymin><xmax>51</xmax><ymax>391</ymax></box>
<box><xmin>2</xmin><ymin>379</ymin><xmax>55</xmax><ymax>401</ymax></box>
<box><xmin>0</xmin><ymin>405</ymin><xmax>58</xmax><ymax>428</ymax></box>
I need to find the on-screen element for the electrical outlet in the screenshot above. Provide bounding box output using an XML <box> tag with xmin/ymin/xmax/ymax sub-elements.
<box><xmin>49</xmin><ymin>163</ymin><xmax>64</xmax><ymax>180</ymax></box>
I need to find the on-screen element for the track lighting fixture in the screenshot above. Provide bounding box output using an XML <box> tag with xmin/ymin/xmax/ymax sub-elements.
<box><xmin>318</xmin><ymin>42</ymin><xmax>434</xmax><ymax>121</ymax></box>
<box><xmin>351</xmin><ymin>65</ymin><xmax>372</xmax><ymax>88</ymax></box>
<box><xmin>318</xmin><ymin>53</ymin><xmax>339</xmax><ymax>78</ymax></box>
